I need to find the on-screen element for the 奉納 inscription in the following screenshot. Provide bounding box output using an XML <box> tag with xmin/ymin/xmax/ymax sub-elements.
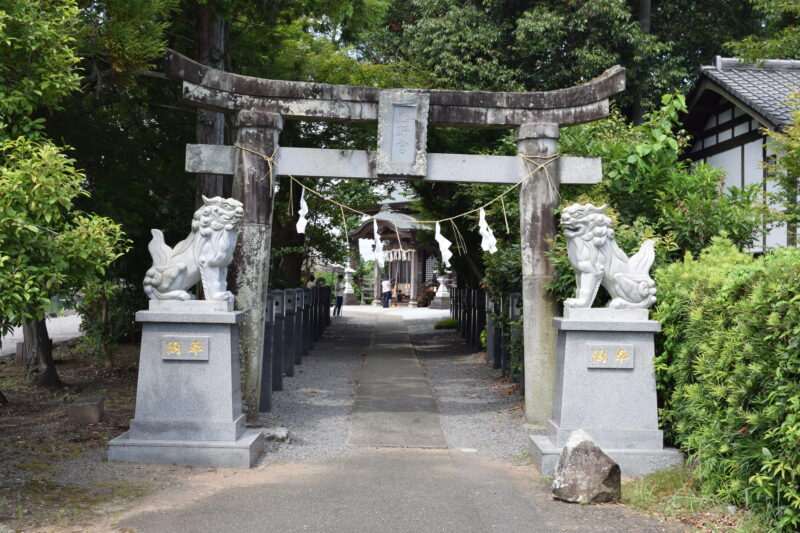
<box><xmin>587</xmin><ymin>343</ymin><xmax>634</xmax><ymax>369</ymax></box>
<box><xmin>161</xmin><ymin>336</ymin><xmax>210</xmax><ymax>361</ymax></box>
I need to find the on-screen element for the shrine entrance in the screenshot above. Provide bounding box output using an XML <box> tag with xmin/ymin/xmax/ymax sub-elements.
<box><xmin>164</xmin><ymin>50</ymin><xmax>626</xmax><ymax>426</ymax></box>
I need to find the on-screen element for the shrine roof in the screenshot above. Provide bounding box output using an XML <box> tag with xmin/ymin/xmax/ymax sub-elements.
<box><xmin>350</xmin><ymin>205</ymin><xmax>428</xmax><ymax>239</ymax></box>
<box><xmin>691</xmin><ymin>57</ymin><xmax>800</xmax><ymax>130</ymax></box>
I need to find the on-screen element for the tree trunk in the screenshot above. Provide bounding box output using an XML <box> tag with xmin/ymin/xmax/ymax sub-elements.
<box><xmin>631</xmin><ymin>0</ymin><xmax>652</xmax><ymax>125</ymax></box>
<box><xmin>787</xmin><ymin>177</ymin><xmax>798</xmax><ymax>247</ymax></box>
<box><xmin>195</xmin><ymin>3</ymin><xmax>228</xmax><ymax>206</ymax></box>
<box><xmin>638</xmin><ymin>0</ymin><xmax>651</xmax><ymax>33</ymax></box>
<box><xmin>24</xmin><ymin>318</ymin><xmax>62</xmax><ymax>388</ymax></box>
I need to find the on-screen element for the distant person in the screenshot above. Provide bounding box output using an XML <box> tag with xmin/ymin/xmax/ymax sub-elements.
<box><xmin>381</xmin><ymin>278</ymin><xmax>392</xmax><ymax>308</ymax></box>
<box><xmin>334</xmin><ymin>274</ymin><xmax>345</xmax><ymax>316</ymax></box>
<box><xmin>306</xmin><ymin>275</ymin><xmax>316</xmax><ymax>288</ymax></box>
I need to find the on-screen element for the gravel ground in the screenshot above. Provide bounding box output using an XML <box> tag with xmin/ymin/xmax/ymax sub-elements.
<box><xmin>253</xmin><ymin>312</ymin><xmax>375</xmax><ymax>464</ymax></box>
<box><xmin>407</xmin><ymin>316</ymin><xmax>531</xmax><ymax>465</ymax></box>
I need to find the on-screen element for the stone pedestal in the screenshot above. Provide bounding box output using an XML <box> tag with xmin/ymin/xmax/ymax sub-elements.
<box><xmin>344</xmin><ymin>268</ymin><xmax>357</xmax><ymax>305</ymax></box>
<box><xmin>529</xmin><ymin>308</ymin><xmax>682</xmax><ymax>477</ymax></box>
<box><xmin>429</xmin><ymin>272</ymin><xmax>451</xmax><ymax>310</ymax></box>
<box><xmin>108</xmin><ymin>301</ymin><xmax>265</xmax><ymax>468</ymax></box>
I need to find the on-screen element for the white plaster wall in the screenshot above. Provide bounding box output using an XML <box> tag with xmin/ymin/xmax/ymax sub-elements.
<box><xmin>707</xmin><ymin>149</ymin><xmax>741</xmax><ymax>190</ymax></box>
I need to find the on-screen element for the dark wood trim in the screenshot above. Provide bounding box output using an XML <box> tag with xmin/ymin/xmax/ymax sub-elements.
<box><xmin>688</xmin><ymin>129</ymin><xmax>764</xmax><ymax>160</ymax></box>
<box><xmin>700</xmin><ymin>113</ymin><xmax>751</xmax><ymax>138</ymax></box>
<box><xmin>164</xmin><ymin>49</ymin><xmax>625</xmax><ymax>112</ymax></box>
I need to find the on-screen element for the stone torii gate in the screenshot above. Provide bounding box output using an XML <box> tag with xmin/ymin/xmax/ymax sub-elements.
<box><xmin>163</xmin><ymin>50</ymin><xmax>625</xmax><ymax>425</ymax></box>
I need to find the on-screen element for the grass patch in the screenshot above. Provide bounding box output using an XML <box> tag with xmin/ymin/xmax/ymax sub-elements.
<box><xmin>16</xmin><ymin>460</ymin><xmax>55</xmax><ymax>473</ymax></box>
<box><xmin>434</xmin><ymin>318</ymin><xmax>459</xmax><ymax>330</ymax></box>
<box><xmin>622</xmin><ymin>466</ymin><xmax>767</xmax><ymax>532</ymax></box>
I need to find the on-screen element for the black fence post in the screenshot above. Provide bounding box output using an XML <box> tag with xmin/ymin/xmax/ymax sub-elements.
<box><xmin>454</xmin><ymin>289</ymin><xmax>461</xmax><ymax>328</ymax></box>
<box><xmin>283</xmin><ymin>290</ymin><xmax>296</xmax><ymax>377</ymax></box>
<box><xmin>460</xmin><ymin>290</ymin><xmax>469</xmax><ymax>340</ymax></box>
<box><xmin>492</xmin><ymin>294</ymin><xmax>503</xmax><ymax>370</ymax></box>
<box><xmin>258</xmin><ymin>292</ymin><xmax>276</xmax><ymax>412</ymax></box>
<box><xmin>270</xmin><ymin>290</ymin><xmax>285</xmax><ymax>392</ymax></box>
<box><xmin>291</xmin><ymin>289</ymin><xmax>303</xmax><ymax>365</ymax></box>
<box><xmin>312</xmin><ymin>286</ymin><xmax>321</xmax><ymax>341</ymax></box>
<box><xmin>509</xmin><ymin>292</ymin><xmax>523</xmax><ymax>389</ymax></box>
<box><xmin>325</xmin><ymin>286</ymin><xmax>331</xmax><ymax>327</ymax></box>
<box><xmin>476</xmin><ymin>289</ymin><xmax>486</xmax><ymax>350</ymax></box>
<box><xmin>485</xmin><ymin>292</ymin><xmax>494</xmax><ymax>359</ymax></box>
<box><xmin>303</xmin><ymin>287</ymin><xmax>312</xmax><ymax>355</ymax></box>
<box><xmin>500</xmin><ymin>292</ymin><xmax>512</xmax><ymax>376</ymax></box>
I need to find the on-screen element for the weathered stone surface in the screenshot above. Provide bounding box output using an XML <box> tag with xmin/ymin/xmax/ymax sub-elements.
<box><xmin>376</xmin><ymin>91</ymin><xmax>429</xmax><ymax>178</ymax></box>
<box><xmin>67</xmin><ymin>396</ymin><xmax>105</xmax><ymax>425</ymax></box>
<box><xmin>186</xmin><ymin>144</ymin><xmax>603</xmax><ymax>186</ymax></box>
<box><xmin>552</xmin><ymin>430</ymin><xmax>621</xmax><ymax>504</ymax></box>
<box><xmin>517</xmin><ymin>123</ymin><xmax>560</xmax><ymax>428</ymax></box>
<box><xmin>232</xmin><ymin>109</ymin><xmax>282</xmax><ymax>413</ymax></box>
<box><xmin>165</xmin><ymin>49</ymin><xmax>625</xmax><ymax>114</ymax></box>
<box><xmin>263</xmin><ymin>427</ymin><xmax>290</xmax><ymax>443</ymax></box>
<box><xmin>181</xmin><ymin>80</ymin><xmax>614</xmax><ymax>128</ymax></box>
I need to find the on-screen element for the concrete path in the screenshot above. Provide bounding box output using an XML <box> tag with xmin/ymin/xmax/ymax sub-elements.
<box><xmin>348</xmin><ymin>315</ymin><xmax>446</xmax><ymax>448</ymax></box>
<box><xmin>117</xmin><ymin>311</ymin><xmax>685</xmax><ymax>533</ymax></box>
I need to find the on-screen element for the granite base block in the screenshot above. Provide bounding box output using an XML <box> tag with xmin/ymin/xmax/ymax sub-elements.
<box><xmin>530</xmin><ymin>435</ymin><xmax>683</xmax><ymax>478</ymax></box>
<box><xmin>108</xmin><ymin>429</ymin><xmax>265</xmax><ymax>469</ymax></box>
<box><xmin>429</xmin><ymin>296</ymin><xmax>450</xmax><ymax>309</ymax></box>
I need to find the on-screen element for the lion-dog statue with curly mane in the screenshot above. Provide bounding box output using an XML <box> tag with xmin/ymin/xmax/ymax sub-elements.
<box><xmin>561</xmin><ymin>203</ymin><xmax>657</xmax><ymax>309</ymax></box>
<box><xmin>143</xmin><ymin>196</ymin><xmax>244</xmax><ymax>302</ymax></box>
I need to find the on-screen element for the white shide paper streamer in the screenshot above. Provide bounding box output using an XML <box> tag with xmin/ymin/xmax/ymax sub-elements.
<box><xmin>435</xmin><ymin>221</ymin><xmax>453</xmax><ymax>267</ymax></box>
<box><xmin>478</xmin><ymin>208</ymin><xmax>497</xmax><ymax>253</ymax></box>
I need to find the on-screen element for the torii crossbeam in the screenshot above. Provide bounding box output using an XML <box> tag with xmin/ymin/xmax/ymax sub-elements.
<box><xmin>164</xmin><ymin>50</ymin><xmax>625</xmax><ymax>425</ymax></box>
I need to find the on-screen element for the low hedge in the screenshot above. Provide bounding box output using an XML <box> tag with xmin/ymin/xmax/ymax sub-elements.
<box><xmin>654</xmin><ymin>238</ymin><xmax>800</xmax><ymax>529</ymax></box>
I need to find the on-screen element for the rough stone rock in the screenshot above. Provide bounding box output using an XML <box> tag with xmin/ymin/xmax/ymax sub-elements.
<box><xmin>264</xmin><ymin>427</ymin><xmax>290</xmax><ymax>443</ymax></box>
<box><xmin>552</xmin><ymin>429</ymin><xmax>621</xmax><ymax>504</ymax></box>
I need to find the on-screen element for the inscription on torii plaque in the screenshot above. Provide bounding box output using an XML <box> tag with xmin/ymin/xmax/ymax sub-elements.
<box><xmin>376</xmin><ymin>91</ymin><xmax>429</xmax><ymax>178</ymax></box>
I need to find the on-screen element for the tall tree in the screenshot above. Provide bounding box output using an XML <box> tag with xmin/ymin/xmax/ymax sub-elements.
<box><xmin>0</xmin><ymin>0</ymin><xmax>127</xmax><ymax>387</ymax></box>
<box><xmin>728</xmin><ymin>0</ymin><xmax>800</xmax><ymax>60</ymax></box>
<box><xmin>195</xmin><ymin>1</ymin><xmax>228</xmax><ymax>204</ymax></box>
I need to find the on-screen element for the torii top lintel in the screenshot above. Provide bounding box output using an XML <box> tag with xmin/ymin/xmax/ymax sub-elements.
<box><xmin>164</xmin><ymin>50</ymin><xmax>625</xmax><ymax>129</ymax></box>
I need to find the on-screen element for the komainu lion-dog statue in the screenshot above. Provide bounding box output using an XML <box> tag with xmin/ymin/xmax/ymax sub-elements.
<box><xmin>143</xmin><ymin>196</ymin><xmax>244</xmax><ymax>302</ymax></box>
<box><xmin>561</xmin><ymin>203</ymin><xmax>657</xmax><ymax>309</ymax></box>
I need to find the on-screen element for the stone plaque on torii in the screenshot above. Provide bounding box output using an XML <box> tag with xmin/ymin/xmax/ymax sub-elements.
<box><xmin>164</xmin><ymin>50</ymin><xmax>625</xmax><ymax>424</ymax></box>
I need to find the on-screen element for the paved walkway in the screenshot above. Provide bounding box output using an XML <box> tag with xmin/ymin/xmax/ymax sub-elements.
<box><xmin>348</xmin><ymin>315</ymin><xmax>446</xmax><ymax>448</ymax></box>
<box><xmin>116</xmin><ymin>310</ymin><xmax>685</xmax><ymax>533</ymax></box>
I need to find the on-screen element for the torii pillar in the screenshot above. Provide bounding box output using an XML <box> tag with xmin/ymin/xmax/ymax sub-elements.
<box><xmin>517</xmin><ymin>123</ymin><xmax>560</xmax><ymax>427</ymax></box>
<box><xmin>231</xmin><ymin>110</ymin><xmax>282</xmax><ymax>412</ymax></box>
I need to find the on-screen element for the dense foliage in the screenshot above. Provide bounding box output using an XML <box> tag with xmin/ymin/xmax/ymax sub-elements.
<box><xmin>762</xmin><ymin>96</ymin><xmax>800</xmax><ymax>246</ymax></box>
<box><xmin>0</xmin><ymin>0</ymin><xmax>130</xmax><ymax>386</ymax></box>
<box><xmin>546</xmin><ymin>94</ymin><xmax>766</xmax><ymax>302</ymax></box>
<box><xmin>728</xmin><ymin>0</ymin><xmax>800</xmax><ymax>61</ymax></box>
<box><xmin>654</xmin><ymin>239</ymin><xmax>800</xmax><ymax>530</ymax></box>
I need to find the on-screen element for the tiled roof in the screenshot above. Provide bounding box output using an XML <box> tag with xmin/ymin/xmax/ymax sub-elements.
<box><xmin>701</xmin><ymin>57</ymin><xmax>800</xmax><ymax>129</ymax></box>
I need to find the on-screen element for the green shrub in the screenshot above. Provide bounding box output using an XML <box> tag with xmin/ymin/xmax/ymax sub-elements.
<box><xmin>75</xmin><ymin>279</ymin><xmax>142</xmax><ymax>367</ymax></box>
<box><xmin>434</xmin><ymin>318</ymin><xmax>459</xmax><ymax>330</ymax></box>
<box><xmin>654</xmin><ymin>238</ymin><xmax>800</xmax><ymax>529</ymax></box>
